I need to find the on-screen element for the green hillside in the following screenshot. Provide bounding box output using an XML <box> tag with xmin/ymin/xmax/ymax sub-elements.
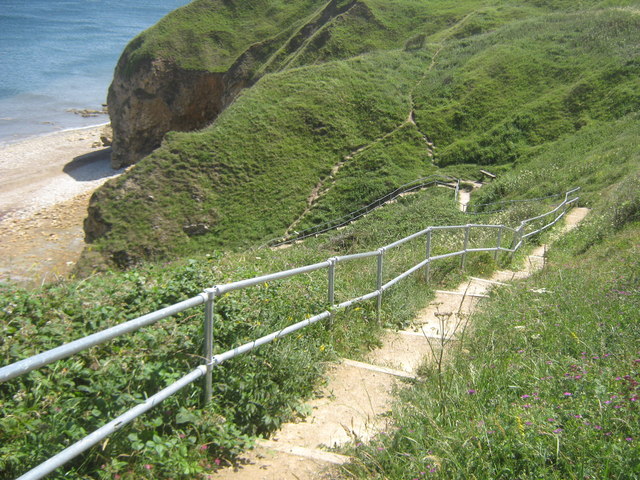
<box><xmin>2</xmin><ymin>0</ymin><xmax>640</xmax><ymax>478</ymax></box>
<box><xmin>83</xmin><ymin>0</ymin><xmax>639</xmax><ymax>269</ymax></box>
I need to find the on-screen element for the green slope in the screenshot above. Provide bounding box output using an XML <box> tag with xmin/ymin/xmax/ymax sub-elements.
<box><xmin>85</xmin><ymin>0</ymin><xmax>639</xmax><ymax>269</ymax></box>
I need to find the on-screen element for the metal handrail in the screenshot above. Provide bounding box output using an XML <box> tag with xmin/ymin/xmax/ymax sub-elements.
<box><xmin>262</xmin><ymin>174</ymin><xmax>459</xmax><ymax>248</ymax></box>
<box><xmin>1</xmin><ymin>187</ymin><xmax>580</xmax><ymax>480</ymax></box>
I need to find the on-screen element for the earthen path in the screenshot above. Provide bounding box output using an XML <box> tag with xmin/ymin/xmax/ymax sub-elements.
<box><xmin>213</xmin><ymin>208</ymin><xmax>589</xmax><ymax>479</ymax></box>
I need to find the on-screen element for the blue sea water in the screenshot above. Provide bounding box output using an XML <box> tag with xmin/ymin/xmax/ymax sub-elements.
<box><xmin>0</xmin><ymin>0</ymin><xmax>190</xmax><ymax>144</ymax></box>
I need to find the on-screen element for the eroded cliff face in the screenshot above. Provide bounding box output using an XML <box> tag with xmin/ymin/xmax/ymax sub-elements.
<box><xmin>108</xmin><ymin>58</ymin><xmax>225</xmax><ymax>169</ymax></box>
<box><xmin>106</xmin><ymin>0</ymin><xmax>364</xmax><ymax>169</ymax></box>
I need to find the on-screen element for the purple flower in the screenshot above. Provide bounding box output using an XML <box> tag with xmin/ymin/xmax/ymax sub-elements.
<box><xmin>594</xmin><ymin>425</ymin><xmax>603</xmax><ymax>430</ymax></box>
<box><xmin>563</xmin><ymin>392</ymin><xmax>573</xmax><ymax>396</ymax></box>
<box><xmin>525</xmin><ymin>421</ymin><xmax>533</xmax><ymax>426</ymax></box>
<box><xmin>522</xmin><ymin>404</ymin><xmax>532</xmax><ymax>409</ymax></box>
<box><xmin>626</xmin><ymin>437</ymin><xmax>633</xmax><ymax>442</ymax></box>
<box><xmin>547</xmin><ymin>418</ymin><xmax>555</xmax><ymax>422</ymax></box>
<box><xmin>574</xmin><ymin>414</ymin><xmax>582</xmax><ymax>418</ymax></box>
<box><xmin>521</xmin><ymin>394</ymin><xmax>531</xmax><ymax>399</ymax></box>
<box><xmin>468</xmin><ymin>389</ymin><xmax>476</xmax><ymax>395</ymax></box>
<box><xmin>553</xmin><ymin>428</ymin><xmax>563</xmax><ymax>434</ymax></box>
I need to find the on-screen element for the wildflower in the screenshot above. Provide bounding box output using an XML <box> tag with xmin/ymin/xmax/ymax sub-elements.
<box><xmin>626</xmin><ymin>437</ymin><xmax>633</xmax><ymax>442</ymax></box>
<box><xmin>574</xmin><ymin>414</ymin><xmax>582</xmax><ymax>418</ymax></box>
<box><xmin>214</xmin><ymin>458</ymin><xmax>221</xmax><ymax>466</ymax></box>
<box><xmin>522</xmin><ymin>404</ymin><xmax>532</xmax><ymax>408</ymax></box>
<box><xmin>563</xmin><ymin>392</ymin><xmax>573</xmax><ymax>396</ymax></box>
<box><xmin>521</xmin><ymin>394</ymin><xmax>531</xmax><ymax>399</ymax></box>
<box><xmin>547</xmin><ymin>418</ymin><xmax>555</xmax><ymax>422</ymax></box>
<box><xmin>144</xmin><ymin>464</ymin><xmax>153</xmax><ymax>470</ymax></box>
<box><xmin>594</xmin><ymin>425</ymin><xmax>603</xmax><ymax>430</ymax></box>
<box><xmin>467</xmin><ymin>389</ymin><xmax>476</xmax><ymax>395</ymax></box>
<box><xmin>553</xmin><ymin>428</ymin><xmax>563</xmax><ymax>434</ymax></box>
<box><xmin>525</xmin><ymin>421</ymin><xmax>533</xmax><ymax>426</ymax></box>
<box><xmin>200</xmin><ymin>444</ymin><xmax>208</xmax><ymax>451</ymax></box>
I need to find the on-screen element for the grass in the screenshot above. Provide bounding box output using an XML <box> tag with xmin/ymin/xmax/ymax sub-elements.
<box><xmin>2</xmin><ymin>186</ymin><xmax>502</xmax><ymax>479</ymax></box>
<box><xmin>3</xmin><ymin>0</ymin><xmax>640</xmax><ymax>477</ymax></box>
<box><xmin>85</xmin><ymin>0</ymin><xmax>640</xmax><ymax>269</ymax></box>
<box><xmin>343</xmin><ymin>180</ymin><xmax>640</xmax><ymax>479</ymax></box>
<box><xmin>1</xmin><ymin>181</ymin><xmax>565</xmax><ymax>479</ymax></box>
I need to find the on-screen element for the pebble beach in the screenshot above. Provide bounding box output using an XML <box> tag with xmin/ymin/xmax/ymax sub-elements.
<box><xmin>0</xmin><ymin>125</ymin><xmax>122</xmax><ymax>285</ymax></box>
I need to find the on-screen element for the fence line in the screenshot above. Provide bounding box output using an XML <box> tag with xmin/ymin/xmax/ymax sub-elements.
<box><xmin>263</xmin><ymin>175</ymin><xmax>570</xmax><ymax>247</ymax></box>
<box><xmin>262</xmin><ymin>174</ymin><xmax>459</xmax><ymax>248</ymax></box>
<box><xmin>0</xmin><ymin>187</ymin><xmax>580</xmax><ymax>480</ymax></box>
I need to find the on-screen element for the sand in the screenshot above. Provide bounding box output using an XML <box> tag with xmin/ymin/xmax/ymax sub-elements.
<box><xmin>0</xmin><ymin>125</ymin><xmax>123</xmax><ymax>286</ymax></box>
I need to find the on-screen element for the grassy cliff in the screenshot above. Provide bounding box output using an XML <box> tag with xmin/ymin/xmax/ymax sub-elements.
<box><xmin>2</xmin><ymin>1</ymin><xmax>640</xmax><ymax>478</ymax></box>
<box><xmin>84</xmin><ymin>0</ymin><xmax>639</xmax><ymax>269</ymax></box>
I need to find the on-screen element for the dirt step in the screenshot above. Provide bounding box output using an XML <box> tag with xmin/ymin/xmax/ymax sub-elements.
<box><xmin>214</xmin><ymin>360</ymin><xmax>401</xmax><ymax>479</ymax></box>
<box><xmin>210</xmin><ymin>445</ymin><xmax>342</xmax><ymax>480</ymax></box>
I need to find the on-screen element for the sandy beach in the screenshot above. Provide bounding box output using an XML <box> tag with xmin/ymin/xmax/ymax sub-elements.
<box><xmin>0</xmin><ymin>125</ymin><xmax>123</xmax><ymax>285</ymax></box>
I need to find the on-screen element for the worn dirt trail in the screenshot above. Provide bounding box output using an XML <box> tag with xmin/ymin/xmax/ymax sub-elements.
<box><xmin>213</xmin><ymin>208</ymin><xmax>589</xmax><ymax>479</ymax></box>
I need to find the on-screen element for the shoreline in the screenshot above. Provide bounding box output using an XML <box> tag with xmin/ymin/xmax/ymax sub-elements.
<box><xmin>0</xmin><ymin>124</ymin><xmax>123</xmax><ymax>286</ymax></box>
<box><xmin>0</xmin><ymin>120</ymin><xmax>111</xmax><ymax>149</ymax></box>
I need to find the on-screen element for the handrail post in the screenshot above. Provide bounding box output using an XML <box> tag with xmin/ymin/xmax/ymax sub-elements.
<box><xmin>376</xmin><ymin>248</ymin><xmax>384</xmax><ymax>323</ymax></box>
<box><xmin>461</xmin><ymin>224</ymin><xmax>470</xmax><ymax>270</ymax></box>
<box><xmin>424</xmin><ymin>228</ymin><xmax>432</xmax><ymax>283</ymax></box>
<box><xmin>494</xmin><ymin>225</ymin><xmax>503</xmax><ymax>261</ymax></box>
<box><xmin>203</xmin><ymin>289</ymin><xmax>215</xmax><ymax>406</ymax></box>
<box><xmin>511</xmin><ymin>225</ymin><xmax>524</xmax><ymax>261</ymax></box>
<box><xmin>455</xmin><ymin>179</ymin><xmax>460</xmax><ymax>203</ymax></box>
<box><xmin>328</xmin><ymin>258</ymin><xmax>336</xmax><ymax>324</ymax></box>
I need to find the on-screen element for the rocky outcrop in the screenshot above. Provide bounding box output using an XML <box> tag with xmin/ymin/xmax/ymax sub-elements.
<box><xmin>107</xmin><ymin>58</ymin><xmax>227</xmax><ymax>169</ymax></box>
<box><xmin>107</xmin><ymin>0</ymin><xmax>365</xmax><ymax>169</ymax></box>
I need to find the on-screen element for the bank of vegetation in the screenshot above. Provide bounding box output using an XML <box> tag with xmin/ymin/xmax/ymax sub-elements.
<box><xmin>1</xmin><ymin>0</ymin><xmax>639</xmax><ymax>478</ymax></box>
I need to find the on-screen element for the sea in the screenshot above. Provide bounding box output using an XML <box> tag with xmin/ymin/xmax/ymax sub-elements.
<box><xmin>0</xmin><ymin>0</ymin><xmax>191</xmax><ymax>144</ymax></box>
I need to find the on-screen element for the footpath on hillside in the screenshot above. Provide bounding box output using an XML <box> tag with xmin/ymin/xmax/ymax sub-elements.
<box><xmin>212</xmin><ymin>207</ymin><xmax>590</xmax><ymax>480</ymax></box>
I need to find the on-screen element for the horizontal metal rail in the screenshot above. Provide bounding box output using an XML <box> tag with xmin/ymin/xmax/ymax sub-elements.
<box><xmin>263</xmin><ymin>174</ymin><xmax>460</xmax><ymax>247</ymax></box>
<box><xmin>212</xmin><ymin>260</ymin><xmax>331</xmax><ymax>295</ymax></box>
<box><xmin>16</xmin><ymin>366</ymin><xmax>207</xmax><ymax>480</ymax></box>
<box><xmin>0</xmin><ymin>295</ymin><xmax>204</xmax><ymax>383</ymax></box>
<box><xmin>3</xmin><ymin>187</ymin><xmax>579</xmax><ymax>480</ymax></box>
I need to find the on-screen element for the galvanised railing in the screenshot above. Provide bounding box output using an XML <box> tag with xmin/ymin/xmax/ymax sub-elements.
<box><xmin>263</xmin><ymin>174</ymin><xmax>460</xmax><ymax>248</ymax></box>
<box><xmin>0</xmin><ymin>187</ymin><xmax>580</xmax><ymax>480</ymax></box>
